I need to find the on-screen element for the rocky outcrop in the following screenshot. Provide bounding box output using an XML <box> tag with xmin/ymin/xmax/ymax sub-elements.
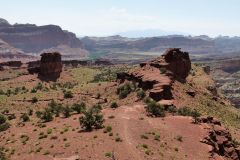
<box><xmin>0</xmin><ymin>61</ymin><xmax>22</xmax><ymax>68</ymax></box>
<box><xmin>199</xmin><ymin>117</ymin><xmax>240</xmax><ymax>160</ymax></box>
<box><xmin>148</xmin><ymin>48</ymin><xmax>191</xmax><ymax>79</ymax></box>
<box><xmin>117</xmin><ymin>48</ymin><xmax>191</xmax><ymax>101</ymax></box>
<box><xmin>63</xmin><ymin>60</ymin><xmax>90</xmax><ymax>67</ymax></box>
<box><xmin>95</xmin><ymin>58</ymin><xmax>113</xmax><ymax>66</ymax></box>
<box><xmin>0</xmin><ymin>18</ymin><xmax>84</xmax><ymax>53</ymax></box>
<box><xmin>39</xmin><ymin>52</ymin><xmax>63</xmax><ymax>79</ymax></box>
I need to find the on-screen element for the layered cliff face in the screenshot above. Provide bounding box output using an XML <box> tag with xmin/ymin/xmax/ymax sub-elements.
<box><xmin>117</xmin><ymin>48</ymin><xmax>191</xmax><ymax>102</ymax></box>
<box><xmin>0</xmin><ymin>18</ymin><xmax>84</xmax><ymax>54</ymax></box>
<box><xmin>0</xmin><ymin>38</ymin><xmax>33</xmax><ymax>62</ymax></box>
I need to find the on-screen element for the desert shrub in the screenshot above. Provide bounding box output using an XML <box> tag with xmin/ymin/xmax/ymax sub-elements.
<box><xmin>177</xmin><ymin>107</ymin><xmax>201</xmax><ymax>122</ymax></box>
<box><xmin>141</xmin><ymin>134</ymin><xmax>149</xmax><ymax>139</ymax></box>
<box><xmin>105</xmin><ymin>152</ymin><xmax>112</xmax><ymax>158</ymax></box>
<box><xmin>154</xmin><ymin>134</ymin><xmax>160</xmax><ymax>141</ymax></box>
<box><xmin>191</xmin><ymin>109</ymin><xmax>201</xmax><ymax>123</ymax></box>
<box><xmin>47</xmin><ymin>128</ymin><xmax>52</xmax><ymax>134</ymax></box>
<box><xmin>35</xmin><ymin>111</ymin><xmax>42</xmax><ymax>118</ymax></box>
<box><xmin>62</xmin><ymin>106</ymin><xmax>72</xmax><ymax>118</ymax></box>
<box><xmin>0</xmin><ymin>122</ymin><xmax>10</xmax><ymax>132</ymax></box>
<box><xmin>137</xmin><ymin>89</ymin><xmax>146</xmax><ymax>99</ymax></box>
<box><xmin>7</xmin><ymin>114</ymin><xmax>16</xmax><ymax>120</ymax></box>
<box><xmin>20</xmin><ymin>113</ymin><xmax>30</xmax><ymax>122</ymax></box>
<box><xmin>103</xmin><ymin>126</ymin><xmax>112</xmax><ymax>133</ymax></box>
<box><xmin>0</xmin><ymin>115</ymin><xmax>10</xmax><ymax>132</ymax></box>
<box><xmin>28</xmin><ymin>109</ymin><xmax>33</xmax><ymax>116</ymax></box>
<box><xmin>176</xmin><ymin>135</ymin><xmax>183</xmax><ymax>142</ymax></box>
<box><xmin>145</xmin><ymin>100</ymin><xmax>165</xmax><ymax>117</ymax></box>
<box><xmin>0</xmin><ymin>114</ymin><xmax>6</xmax><ymax>124</ymax></box>
<box><xmin>159</xmin><ymin>67</ymin><xmax>167</xmax><ymax>74</ymax></box>
<box><xmin>144</xmin><ymin>97</ymin><xmax>153</xmax><ymax>104</ymax></box>
<box><xmin>117</xmin><ymin>83</ymin><xmax>133</xmax><ymax>99</ymax></box>
<box><xmin>0</xmin><ymin>148</ymin><xmax>6</xmax><ymax>160</ymax></box>
<box><xmin>110</xmin><ymin>102</ymin><xmax>118</xmax><ymax>109</ymax></box>
<box><xmin>31</xmin><ymin>88</ymin><xmax>37</xmax><ymax>93</ymax></box>
<box><xmin>38</xmin><ymin>108</ymin><xmax>53</xmax><ymax>122</ymax></box>
<box><xmin>0</xmin><ymin>89</ymin><xmax>5</xmax><ymax>95</ymax></box>
<box><xmin>63</xmin><ymin>90</ymin><xmax>73</xmax><ymax>99</ymax></box>
<box><xmin>91</xmin><ymin>104</ymin><xmax>102</xmax><ymax>112</ymax></box>
<box><xmin>177</xmin><ymin>107</ymin><xmax>192</xmax><ymax>116</ymax></box>
<box><xmin>79</xmin><ymin>106</ymin><xmax>104</xmax><ymax>131</ymax></box>
<box><xmin>96</xmin><ymin>93</ymin><xmax>101</xmax><ymax>99</ymax></box>
<box><xmin>166</xmin><ymin>105</ymin><xmax>177</xmax><ymax>113</ymax></box>
<box><xmin>6</xmin><ymin>89</ymin><xmax>12</xmax><ymax>97</ymax></box>
<box><xmin>35</xmin><ymin>82</ymin><xmax>43</xmax><ymax>91</ymax></box>
<box><xmin>48</xmin><ymin>100</ymin><xmax>62</xmax><ymax>117</ymax></box>
<box><xmin>71</xmin><ymin>102</ymin><xmax>86</xmax><ymax>114</ymax></box>
<box><xmin>31</xmin><ymin>97</ymin><xmax>38</xmax><ymax>103</ymax></box>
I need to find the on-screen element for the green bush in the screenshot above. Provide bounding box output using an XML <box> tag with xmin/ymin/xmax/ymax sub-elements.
<box><xmin>103</xmin><ymin>126</ymin><xmax>112</xmax><ymax>133</ymax></box>
<box><xmin>48</xmin><ymin>100</ymin><xmax>62</xmax><ymax>117</ymax></box>
<box><xmin>0</xmin><ymin>114</ymin><xmax>6</xmax><ymax>124</ymax></box>
<box><xmin>110</xmin><ymin>102</ymin><xmax>118</xmax><ymax>109</ymax></box>
<box><xmin>20</xmin><ymin>113</ymin><xmax>30</xmax><ymax>122</ymax></box>
<box><xmin>0</xmin><ymin>114</ymin><xmax>10</xmax><ymax>132</ymax></box>
<box><xmin>35</xmin><ymin>82</ymin><xmax>43</xmax><ymax>90</ymax></box>
<box><xmin>159</xmin><ymin>67</ymin><xmax>167</xmax><ymax>74</ymax></box>
<box><xmin>39</xmin><ymin>108</ymin><xmax>54</xmax><ymax>122</ymax></box>
<box><xmin>31</xmin><ymin>88</ymin><xmax>37</xmax><ymax>93</ymax></box>
<box><xmin>72</xmin><ymin>102</ymin><xmax>86</xmax><ymax>114</ymax></box>
<box><xmin>63</xmin><ymin>90</ymin><xmax>73</xmax><ymax>99</ymax></box>
<box><xmin>35</xmin><ymin>111</ymin><xmax>42</xmax><ymax>118</ymax></box>
<box><xmin>31</xmin><ymin>97</ymin><xmax>38</xmax><ymax>103</ymax></box>
<box><xmin>91</xmin><ymin>104</ymin><xmax>102</xmax><ymax>112</ymax></box>
<box><xmin>117</xmin><ymin>83</ymin><xmax>133</xmax><ymax>99</ymax></box>
<box><xmin>79</xmin><ymin>106</ymin><xmax>104</xmax><ymax>131</ymax></box>
<box><xmin>0</xmin><ymin>148</ymin><xmax>7</xmax><ymax>160</ymax></box>
<box><xmin>137</xmin><ymin>89</ymin><xmax>146</xmax><ymax>99</ymax></box>
<box><xmin>62</xmin><ymin>106</ymin><xmax>72</xmax><ymax>118</ymax></box>
<box><xmin>177</xmin><ymin>107</ymin><xmax>201</xmax><ymax>123</ymax></box>
<box><xmin>145</xmin><ymin>100</ymin><xmax>165</xmax><ymax>117</ymax></box>
<box><xmin>0</xmin><ymin>122</ymin><xmax>10</xmax><ymax>132</ymax></box>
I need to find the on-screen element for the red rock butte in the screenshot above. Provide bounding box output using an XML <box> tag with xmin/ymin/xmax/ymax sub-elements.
<box><xmin>39</xmin><ymin>52</ymin><xmax>63</xmax><ymax>79</ymax></box>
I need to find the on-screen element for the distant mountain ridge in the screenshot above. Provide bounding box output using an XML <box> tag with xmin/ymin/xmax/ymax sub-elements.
<box><xmin>117</xmin><ymin>29</ymin><xmax>188</xmax><ymax>38</ymax></box>
<box><xmin>81</xmin><ymin>35</ymin><xmax>240</xmax><ymax>55</ymax></box>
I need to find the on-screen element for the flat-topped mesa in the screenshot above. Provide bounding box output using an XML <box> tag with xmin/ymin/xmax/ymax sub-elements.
<box><xmin>117</xmin><ymin>48</ymin><xmax>191</xmax><ymax>102</ymax></box>
<box><xmin>39</xmin><ymin>52</ymin><xmax>63</xmax><ymax>79</ymax></box>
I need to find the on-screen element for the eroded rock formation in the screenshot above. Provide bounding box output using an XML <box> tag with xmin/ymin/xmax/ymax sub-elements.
<box><xmin>199</xmin><ymin>117</ymin><xmax>240</xmax><ymax>160</ymax></box>
<box><xmin>39</xmin><ymin>52</ymin><xmax>63</xmax><ymax>79</ymax></box>
<box><xmin>117</xmin><ymin>48</ymin><xmax>191</xmax><ymax>102</ymax></box>
<box><xmin>0</xmin><ymin>61</ymin><xmax>22</xmax><ymax>68</ymax></box>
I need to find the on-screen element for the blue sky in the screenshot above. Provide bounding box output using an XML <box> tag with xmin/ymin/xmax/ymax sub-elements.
<box><xmin>0</xmin><ymin>0</ymin><xmax>239</xmax><ymax>37</ymax></box>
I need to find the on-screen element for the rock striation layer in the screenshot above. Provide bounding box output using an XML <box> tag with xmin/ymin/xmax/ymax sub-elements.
<box><xmin>0</xmin><ymin>18</ymin><xmax>84</xmax><ymax>53</ymax></box>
